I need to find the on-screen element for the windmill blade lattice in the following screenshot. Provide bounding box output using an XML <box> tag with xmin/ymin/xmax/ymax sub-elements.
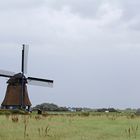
<box><xmin>27</xmin><ymin>77</ymin><xmax>53</xmax><ymax>87</ymax></box>
<box><xmin>0</xmin><ymin>69</ymin><xmax>15</xmax><ymax>78</ymax></box>
<box><xmin>22</xmin><ymin>44</ymin><xmax>29</xmax><ymax>74</ymax></box>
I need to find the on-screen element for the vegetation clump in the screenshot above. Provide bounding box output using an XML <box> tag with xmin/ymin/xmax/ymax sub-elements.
<box><xmin>33</xmin><ymin>103</ymin><xmax>68</xmax><ymax>112</ymax></box>
<box><xmin>0</xmin><ymin>109</ymin><xmax>28</xmax><ymax>115</ymax></box>
<box><xmin>135</xmin><ymin>108</ymin><xmax>140</xmax><ymax>115</ymax></box>
<box><xmin>96</xmin><ymin>108</ymin><xmax>118</xmax><ymax>112</ymax></box>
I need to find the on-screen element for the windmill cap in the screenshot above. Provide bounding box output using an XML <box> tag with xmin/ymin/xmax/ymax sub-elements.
<box><xmin>7</xmin><ymin>73</ymin><xmax>27</xmax><ymax>84</ymax></box>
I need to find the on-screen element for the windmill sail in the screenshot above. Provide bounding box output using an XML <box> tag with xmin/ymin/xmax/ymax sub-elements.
<box><xmin>0</xmin><ymin>69</ymin><xmax>15</xmax><ymax>77</ymax></box>
<box><xmin>27</xmin><ymin>77</ymin><xmax>53</xmax><ymax>87</ymax></box>
<box><xmin>22</xmin><ymin>44</ymin><xmax>29</xmax><ymax>74</ymax></box>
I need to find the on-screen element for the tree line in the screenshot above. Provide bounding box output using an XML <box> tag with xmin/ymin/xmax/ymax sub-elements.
<box><xmin>33</xmin><ymin>103</ymin><xmax>119</xmax><ymax>112</ymax></box>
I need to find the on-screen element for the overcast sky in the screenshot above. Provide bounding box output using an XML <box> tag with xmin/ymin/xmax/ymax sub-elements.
<box><xmin>0</xmin><ymin>0</ymin><xmax>140</xmax><ymax>109</ymax></box>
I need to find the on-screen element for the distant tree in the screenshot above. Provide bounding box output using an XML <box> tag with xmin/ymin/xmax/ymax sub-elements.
<box><xmin>135</xmin><ymin>108</ymin><xmax>140</xmax><ymax>115</ymax></box>
<box><xmin>97</xmin><ymin>108</ymin><xmax>118</xmax><ymax>112</ymax></box>
<box><xmin>108</xmin><ymin>108</ymin><xmax>118</xmax><ymax>112</ymax></box>
<box><xmin>33</xmin><ymin>103</ymin><xmax>68</xmax><ymax>112</ymax></box>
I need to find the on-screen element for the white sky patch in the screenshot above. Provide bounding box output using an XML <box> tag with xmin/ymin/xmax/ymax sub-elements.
<box><xmin>96</xmin><ymin>2</ymin><xmax>123</xmax><ymax>27</ymax></box>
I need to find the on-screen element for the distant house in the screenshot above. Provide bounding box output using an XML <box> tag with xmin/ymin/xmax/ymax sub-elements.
<box><xmin>68</xmin><ymin>107</ymin><xmax>76</xmax><ymax>112</ymax></box>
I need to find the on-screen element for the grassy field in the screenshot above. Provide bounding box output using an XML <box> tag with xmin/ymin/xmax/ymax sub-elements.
<box><xmin>0</xmin><ymin>112</ymin><xmax>140</xmax><ymax>140</ymax></box>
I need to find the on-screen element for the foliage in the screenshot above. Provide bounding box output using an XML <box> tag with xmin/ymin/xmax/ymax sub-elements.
<box><xmin>0</xmin><ymin>109</ymin><xmax>28</xmax><ymax>115</ymax></box>
<box><xmin>33</xmin><ymin>103</ymin><xmax>96</xmax><ymax>112</ymax></box>
<box><xmin>97</xmin><ymin>108</ymin><xmax>118</xmax><ymax>112</ymax></box>
<box><xmin>33</xmin><ymin>103</ymin><xmax>69</xmax><ymax>112</ymax></box>
<box><xmin>135</xmin><ymin>108</ymin><xmax>140</xmax><ymax>115</ymax></box>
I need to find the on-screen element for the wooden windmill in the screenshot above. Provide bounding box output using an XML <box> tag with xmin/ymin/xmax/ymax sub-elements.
<box><xmin>0</xmin><ymin>45</ymin><xmax>53</xmax><ymax>111</ymax></box>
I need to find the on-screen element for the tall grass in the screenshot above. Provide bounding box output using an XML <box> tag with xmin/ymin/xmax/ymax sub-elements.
<box><xmin>0</xmin><ymin>112</ymin><xmax>139</xmax><ymax>140</ymax></box>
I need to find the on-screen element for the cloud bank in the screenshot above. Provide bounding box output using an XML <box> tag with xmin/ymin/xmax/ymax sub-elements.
<box><xmin>0</xmin><ymin>0</ymin><xmax>140</xmax><ymax>108</ymax></box>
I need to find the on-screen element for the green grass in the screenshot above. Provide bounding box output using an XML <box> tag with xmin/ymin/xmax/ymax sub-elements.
<box><xmin>0</xmin><ymin>113</ymin><xmax>140</xmax><ymax>140</ymax></box>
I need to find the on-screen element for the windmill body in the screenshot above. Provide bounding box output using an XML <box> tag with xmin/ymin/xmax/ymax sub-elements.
<box><xmin>0</xmin><ymin>45</ymin><xmax>53</xmax><ymax>111</ymax></box>
<box><xmin>1</xmin><ymin>73</ymin><xmax>31</xmax><ymax>110</ymax></box>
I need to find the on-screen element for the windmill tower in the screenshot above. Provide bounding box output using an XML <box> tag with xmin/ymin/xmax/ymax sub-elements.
<box><xmin>0</xmin><ymin>45</ymin><xmax>53</xmax><ymax>111</ymax></box>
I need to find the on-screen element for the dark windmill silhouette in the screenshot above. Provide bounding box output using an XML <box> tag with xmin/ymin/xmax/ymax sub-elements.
<box><xmin>0</xmin><ymin>45</ymin><xmax>53</xmax><ymax>111</ymax></box>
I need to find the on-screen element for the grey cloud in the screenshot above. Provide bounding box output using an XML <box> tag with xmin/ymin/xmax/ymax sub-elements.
<box><xmin>44</xmin><ymin>0</ymin><xmax>102</xmax><ymax>18</ymax></box>
<box><xmin>0</xmin><ymin>0</ymin><xmax>45</xmax><ymax>11</ymax></box>
<box><xmin>0</xmin><ymin>0</ymin><xmax>140</xmax><ymax>108</ymax></box>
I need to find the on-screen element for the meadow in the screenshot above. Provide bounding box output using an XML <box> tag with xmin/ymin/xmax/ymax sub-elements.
<box><xmin>0</xmin><ymin>112</ymin><xmax>140</xmax><ymax>140</ymax></box>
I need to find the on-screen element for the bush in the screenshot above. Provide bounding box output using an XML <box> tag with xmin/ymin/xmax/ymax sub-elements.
<box><xmin>135</xmin><ymin>109</ymin><xmax>140</xmax><ymax>115</ymax></box>
<box><xmin>0</xmin><ymin>109</ymin><xmax>27</xmax><ymax>115</ymax></box>
<box><xmin>33</xmin><ymin>103</ymin><xmax>69</xmax><ymax>112</ymax></box>
<box><xmin>97</xmin><ymin>108</ymin><xmax>118</xmax><ymax>112</ymax></box>
<box><xmin>80</xmin><ymin>112</ymin><xmax>90</xmax><ymax>117</ymax></box>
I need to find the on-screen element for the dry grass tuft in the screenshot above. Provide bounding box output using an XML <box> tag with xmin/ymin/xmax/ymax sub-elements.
<box><xmin>35</xmin><ymin>115</ymin><xmax>42</xmax><ymax>120</ymax></box>
<box><xmin>125</xmin><ymin>125</ymin><xmax>138</xmax><ymax>138</ymax></box>
<box><xmin>38</xmin><ymin>125</ymin><xmax>51</xmax><ymax>137</ymax></box>
<box><xmin>11</xmin><ymin>115</ymin><xmax>19</xmax><ymax>123</ymax></box>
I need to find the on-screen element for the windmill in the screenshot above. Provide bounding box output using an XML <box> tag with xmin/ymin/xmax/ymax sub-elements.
<box><xmin>0</xmin><ymin>45</ymin><xmax>53</xmax><ymax>111</ymax></box>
